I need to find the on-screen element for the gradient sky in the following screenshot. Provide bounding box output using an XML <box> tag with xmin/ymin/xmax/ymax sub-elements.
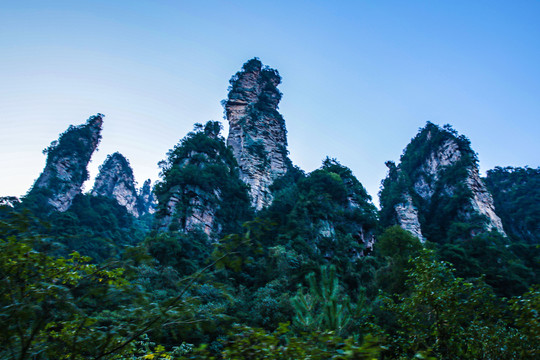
<box><xmin>1</xmin><ymin>0</ymin><xmax>539</xmax><ymax>206</ymax></box>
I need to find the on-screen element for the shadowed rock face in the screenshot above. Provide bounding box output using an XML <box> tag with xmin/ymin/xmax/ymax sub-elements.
<box><xmin>91</xmin><ymin>152</ymin><xmax>141</xmax><ymax>217</ymax></box>
<box><xmin>380</xmin><ymin>122</ymin><xmax>505</xmax><ymax>242</ymax></box>
<box><xmin>225</xmin><ymin>58</ymin><xmax>290</xmax><ymax>210</ymax></box>
<box><xmin>139</xmin><ymin>179</ymin><xmax>157</xmax><ymax>215</ymax></box>
<box><xmin>29</xmin><ymin>114</ymin><xmax>103</xmax><ymax>212</ymax></box>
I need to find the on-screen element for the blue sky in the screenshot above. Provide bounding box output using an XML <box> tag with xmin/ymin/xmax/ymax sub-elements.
<box><xmin>1</xmin><ymin>1</ymin><xmax>539</xmax><ymax>205</ymax></box>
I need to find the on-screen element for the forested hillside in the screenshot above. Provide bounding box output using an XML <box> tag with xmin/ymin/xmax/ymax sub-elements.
<box><xmin>1</xmin><ymin>59</ymin><xmax>538</xmax><ymax>359</ymax></box>
<box><xmin>485</xmin><ymin>166</ymin><xmax>540</xmax><ymax>244</ymax></box>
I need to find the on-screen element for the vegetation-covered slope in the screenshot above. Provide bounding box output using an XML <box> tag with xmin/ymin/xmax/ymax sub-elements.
<box><xmin>259</xmin><ymin>158</ymin><xmax>378</xmax><ymax>261</ymax></box>
<box><xmin>154</xmin><ymin>121</ymin><xmax>252</xmax><ymax>238</ymax></box>
<box><xmin>380</xmin><ymin>122</ymin><xmax>504</xmax><ymax>244</ymax></box>
<box><xmin>2</xmin><ymin>59</ymin><xmax>539</xmax><ymax>359</ymax></box>
<box><xmin>485</xmin><ymin>166</ymin><xmax>540</xmax><ymax>244</ymax></box>
<box><xmin>25</xmin><ymin>114</ymin><xmax>103</xmax><ymax>212</ymax></box>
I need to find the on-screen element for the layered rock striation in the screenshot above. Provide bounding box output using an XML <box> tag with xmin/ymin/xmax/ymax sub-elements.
<box><xmin>91</xmin><ymin>152</ymin><xmax>149</xmax><ymax>217</ymax></box>
<box><xmin>225</xmin><ymin>58</ymin><xmax>290</xmax><ymax>210</ymax></box>
<box><xmin>27</xmin><ymin>114</ymin><xmax>103</xmax><ymax>211</ymax></box>
<box><xmin>380</xmin><ymin>122</ymin><xmax>505</xmax><ymax>243</ymax></box>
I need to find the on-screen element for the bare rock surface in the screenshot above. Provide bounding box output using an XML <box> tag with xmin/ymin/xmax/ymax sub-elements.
<box><xmin>225</xmin><ymin>58</ymin><xmax>289</xmax><ymax>210</ymax></box>
<box><xmin>394</xmin><ymin>194</ymin><xmax>425</xmax><ymax>242</ymax></box>
<box><xmin>91</xmin><ymin>152</ymin><xmax>143</xmax><ymax>217</ymax></box>
<box><xmin>380</xmin><ymin>122</ymin><xmax>505</xmax><ymax>241</ymax></box>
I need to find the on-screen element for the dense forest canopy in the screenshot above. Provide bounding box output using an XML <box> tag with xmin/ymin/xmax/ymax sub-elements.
<box><xmin>485</xmin><ymin>166</ymin><xmax>540</xmax><ymax>244</ymax></box>
<box><xmin>1</xmin><ymin>61</ymin><xmax>539</xmax><ymax>359</ymax></box>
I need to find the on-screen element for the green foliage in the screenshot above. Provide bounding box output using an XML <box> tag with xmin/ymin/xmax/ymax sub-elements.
<box><xmin>145</xmin><ymin>230</ymin><xmax>210</xmax><ymax>276</ymax></box>
<box><xmin>508</xmin><ymin>286</ymin><xmax>540</xmax><ymax>358</ymax></box>
<box><xmin>381</xmin><ymin>250</ymin><xmax>535</xmax><ymax>359</ymax></box>
<box><xmin>375</xmin><ymin>123</ymin><xmax>540</xmax><ymax>297</ymax></box>
<box><xmin>373</xmin><ymin>226</ymin><xmax>423</xmax><ymax>295</ymax></box>
<box><xmin>0</xmin><ymin>192</ymin><xmax>148</xmax><ymax>263</ymax></box>
<box><xmin>485</xmin><ymin>166</ymin><xmax>540</xmax><ymax>244</ymax></box>
<box><xmin>42</xmin><ymin>114</ymin><xmax>103</xmax><ymax>167</ymax></box>
<box><xmin>182</xmin><ymin>322</ymin><xmax>381</xmax><ymax>360</ymax></box>
<box><xmin>438</xmin><ymin>231</ymin><xmax>536</xmax><ymax>297</ymax></box>
<box><xmin>41</xmin><ymin>194</ymin><xmax>146</xmax><ymax>261</ymax></box>
<box><xmin>5</xmin><ymin>109</ymin><xmax>540</xmax><ymax>359</ymax></box>
<box><xmin>0</xmin><ymin>212</ymin><xmax>241</xmax><ymax>359</ymax></box>
<box><xmin>210</xmin><ymin>220</ymin><xmax>265</xmax><ymax>273</ymax></box>
<box><xmin>379</xmin><ymin>122</ymin><xmax>486</xmax><ymax>244</ymax></box>
<box><xmin>0</xmin><ymin>232</ymin><xmax>133</xmax><ymax>359</ymax></box>
<box><xmin>260</xmin><ymin>158</ymin><xmax>378</xmax><ymax>263</ymax></box>
<box><xmin>292</xmin><ymin>265</ymin><xmax>360</xmax><ymax>336</ymax></box>
<box><xmin>248</xmin><ymin>279</ymin><xmax>295</xmax><ymax>329</ymax></box>
<box><xmin>154</xmin><ymin>121</ymin><xmax>252</xmax><ymax>235</ymax></box>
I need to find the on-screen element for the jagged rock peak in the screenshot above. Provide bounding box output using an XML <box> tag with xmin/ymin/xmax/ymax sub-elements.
<box><xmin>91</xmin><ymin>152</ymin><xmax>143</xmax><ymax>217</ymax></box>
<box><xmin>27</xmin><ymin>114</ymin><xmax>104</xmax><ymax>211</ymax></box>
<box><xmin>155</xmin><ymin>121</ymin><xmax>252</xmax><ymax>238</ymax></box>
<box><xmin>225</xmin><ymin>58</ymin><xmax>290</xmax><ymax>210</ymax></box>
<box><xmin>139</xmin><ymin>179</ymin><xmax>157</xmax><ymax>215</ymax></box>
<box><xmin>379</xmin><ymin>122</ymin><xmax>505</xmax><ymax>243</ymax></box>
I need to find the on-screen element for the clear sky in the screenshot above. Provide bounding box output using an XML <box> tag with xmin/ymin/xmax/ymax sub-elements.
<box><xmin>1</xmin><ymin>0</ymin><xmax>539</xmax><ymax>206</ymax></box>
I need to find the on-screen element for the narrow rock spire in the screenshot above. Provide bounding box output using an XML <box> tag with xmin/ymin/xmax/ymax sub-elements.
<box><xmin>91</xmin><ymin>152</ymin><xmax>142</xmax><ymax>217</ymax></box>
<box><xmin>28</xmin><ymin>114</ymin><xmax>103</xmax><ymax>211</ymax></box>
<box><xmin>380</xmin><ymin>122</ymin><xmax>505</xmax><ymax>242</ymax></box>
<box><xmin>225</xmin><ymin>58</ymin><xmax>290</xmax><ymax>210</ymax></box>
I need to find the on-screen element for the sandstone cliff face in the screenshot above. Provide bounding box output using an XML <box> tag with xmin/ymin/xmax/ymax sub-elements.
<box><xmin>91</xmin><ymin>152</ymin><xmax>142</xmax><ymax>217</ymax></box>
<box><xmin>380</xmin><ymin>122</ymin><xmax>505</xmax><ymax>242</ymax></box>
<box><xmin>155</xmin><ymin>121</ymin><xmax>252</xmax><ymax>238</ymax></box>
<box><xmin>466</xmin><ymin>167</ymin><xmax>505</xmax><ymax>233</ymax></box>
<box><xmin>394</xmin><ymin>194</ymin><xmax>425</xmax><ymax>242</ymax></box>
<box><xmin>225</xmin><ymin>58</ymin><xmax>289</xmax><ymax>210</ymax></box>
<box><xmin>28</xmin><ymin>114</ymin><xmax>103</xmax><ymax>211</ymax></box>
<box><xmin>161</xmin><ymin>184</ymin><xmax>221</xmax><ymax>236</ymax></box>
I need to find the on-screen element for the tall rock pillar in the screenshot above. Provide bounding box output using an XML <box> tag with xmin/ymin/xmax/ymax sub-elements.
<box><xmin>225</xmin><ymin>58</ymin><xmax>289</xmax><ymax>210</ymax></box>
<box><xmin>28</xmin><ymin>114</ymin><xmax>103</xmax><ymax>211</ymax></box>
